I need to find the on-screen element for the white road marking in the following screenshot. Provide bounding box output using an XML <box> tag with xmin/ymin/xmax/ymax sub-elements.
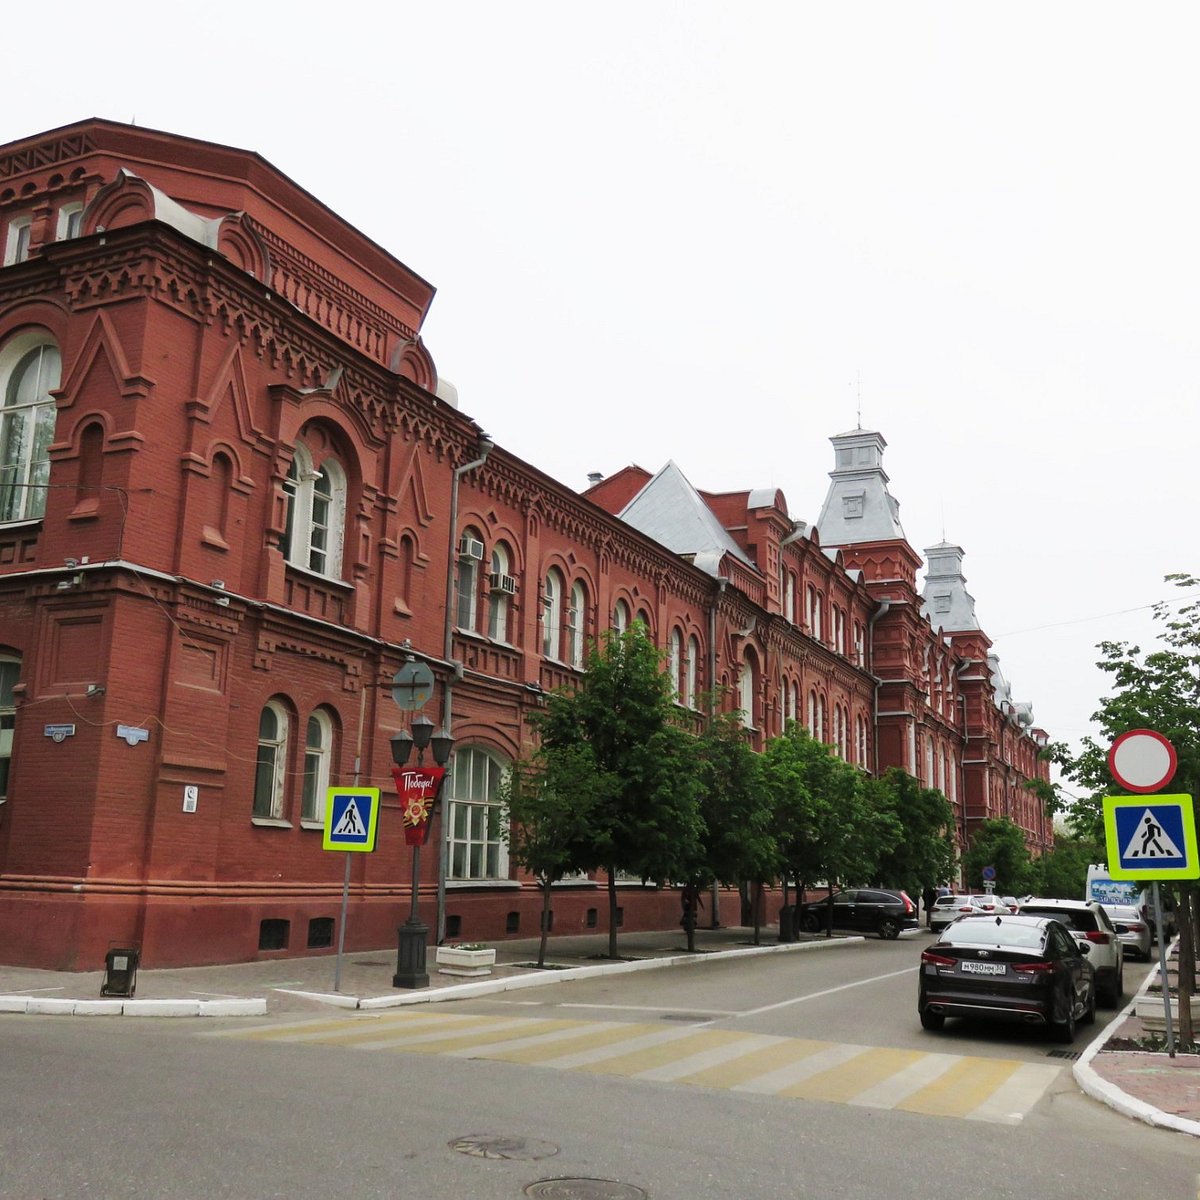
<box><xmin>560</xmin><ymin>1002</ymin><xmax>736</xmax><ymax>1016</ymax></box>
<box><xmin>848</xmin><ymin>1050</ymin><xmax>960</xmax><ymax>1108</ymax></box>
<box><xmin>633</xmin><ymin>1034</ymin><xmax>782</xmax><ymax>1082</ymax></box>
<box><xmin>739</xmin><ymin>966</ymin><xmax>915</xmax><ymax>1017</ymax></box>
<box><xmin>965</xmin><ymin>1061</ymin><xmax>1062</xmax><ymax>1125</ymax></box>
<box><xmin>732</xmin><ymin>1042</ymin><xmax>867</xmax><ymax>1092</ymax></box>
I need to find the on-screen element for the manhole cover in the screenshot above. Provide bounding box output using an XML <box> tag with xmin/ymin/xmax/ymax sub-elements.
<box><xmin>524</xmin><ymin>1180</ymin><xmax>647</xmax><ymax>1199</ymax></box>
<box><xmin>449</xmin><ymin>1134</ymin><xmax>558</xmax><ymax>1161</ymax></box>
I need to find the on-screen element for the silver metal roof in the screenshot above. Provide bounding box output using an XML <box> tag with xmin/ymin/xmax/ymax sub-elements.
<box><xmin>619</xmin><ymin>461</ymin><xmax>753</xmax><ymax>572</ymax></box>
<box><xmin>816</xmin><ymin>428</ymin><xmax>906</xmax><ymax>546</ymax></box>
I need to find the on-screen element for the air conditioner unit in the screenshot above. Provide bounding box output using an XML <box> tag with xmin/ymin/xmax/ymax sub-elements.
<box><xmin>488</xmin><ymin>572</ymin><xmax>516</xmax><ymax>594</ymax></box>
<box><xmin>459</xmin><ymin>535</ymin><xmax>485</xmax><ymax>560</ymax></box>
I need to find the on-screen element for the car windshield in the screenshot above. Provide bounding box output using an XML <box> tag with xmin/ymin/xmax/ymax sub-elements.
<box><xmin>1107</xmin><ymin>906</ymin><xmax>1140</xmax><ymax>921</ymax></box>
<box><xmin>945</xmin><ymin>919</ymin><xmax>1047</xmax><ymax>950</ymax></box>
<box><xmin>1022</xmin><ymin>906</ymin><xmax>1096</xmax><ymax>932</ymax></box>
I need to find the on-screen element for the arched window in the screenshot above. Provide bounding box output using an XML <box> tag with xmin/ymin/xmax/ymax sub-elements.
<box><xmin>835</xmin><ymin>705</ymin><xmax>848</xmax><ymax>758</ymax></box>
<box><xmin>487</xmin><ymin>541</ymin><xmax>512</xmax><ymax>642</ymax></box>
<box><xmin>856</xmin><ymin>714</ymin><xmax>868</xmax><ymax>765</ymax></box>
<box><xmin>0</xmin><ymin>655</ymin><xmax>18</xmax><ymax>803</ymax></box>
<box><xmin>300</xmin><ymin>709</ymin><xmax>334</xmax><ymax>824</ymax></box>
<box><xmin>568</xmin><ymin>581</ymin><xmax>586</xmax><ymax>668</ymax></box>
<box><xmin>668</xmin><ymin>628</ymin><xmax>683</xmax><ymax>701</ymax></box>
<box><xmin>854</xmin><ymin>620</ymin><xmax>865</xmax><ymax>666</ymax></box>
<box><xmin>455</xmin><ymin>525</ymin><xmax>485</xmax><ymax>632</ymax></box>
<box><xmin>397</xmin><ymin>534</ymin><xmax>415</xmax><ymax>613</ymax></box>
<box><xmin>283</xmin><ymin>441</ymin><xmax>346</xmax><ymax>578</ymax></box>
<box><xmin>685</xmin><ymin>635</ymin><xmax>700</xmax><ymax>708</ymax></box>
<box><xmin>445</xmin><ymin>746</ymin><xmax>509</xmax><ymax>880</ymax></box>
<box><xmin>542</xmin><ymin>568</ymin><xmax>564</xmax><ymax>659</ymax></box>
<box><xmin>202</xmin><ymin>451</ymin><xmax>233</xmax><ymax>547</ymax></box>
<box><xmin>739</xmin><ymin>652</ymin><xmax>757</xmax><ymax>728</ymax></box>
<box><xmin>808</xmin><ymin>690</ymin><xmax>818</xmax><ymax>737</ymax></box>
<box><xmin>0</xmin><ymin>339</ymin><xmax>60</xmax><ymax>523</ymax></box>
<box><xmin>817</xmin><ymin>694</ymin><xmax>826</xmax><ymax>742</ymax></box>
<box><xmin>253</xmin><ymin>701</ymin><xmax>289</xmax><ymax>819</ymax></box>
<box><xmin>785</xmin><ymin>571</ymin><xmax>796</xmax><ymax>623</ymax></box>
<box><xmin>613</xmin><ymin>599</ymin><xmax>630</xmax><ymax>635</ymax></box>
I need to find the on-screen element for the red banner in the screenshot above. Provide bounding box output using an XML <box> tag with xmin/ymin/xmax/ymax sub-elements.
<box><xmin>391</xmin><ymin>765</ymin><xmax>447</xmax><ymax>846</ymax></box>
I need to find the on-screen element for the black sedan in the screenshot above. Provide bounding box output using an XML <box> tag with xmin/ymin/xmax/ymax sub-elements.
<box><xmin>798</xmin><ymin>888</ymin><xmax>919</xmax><ymax>939</ymax></box>
<box><xmin>918</xmin><ymin>913</ymin><xmax>1096</xmax><ymax>1043</ymax></box>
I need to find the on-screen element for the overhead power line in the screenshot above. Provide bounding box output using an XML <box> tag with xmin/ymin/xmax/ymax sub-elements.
<box><xmin>993</xmin><ymin>591</ymin><xmax>1200</xmax><ymax>640</ymax></box>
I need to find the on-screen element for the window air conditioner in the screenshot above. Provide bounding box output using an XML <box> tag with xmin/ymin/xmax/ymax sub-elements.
<box><xmin>459</xmin><ymin>535</ymin><xmax>485</xmax><ymax>560</ymax></box>
<box><xmin>488</xmin><ymin>572</ymin><xmax>517</xmax><ymax>594</ymax></box>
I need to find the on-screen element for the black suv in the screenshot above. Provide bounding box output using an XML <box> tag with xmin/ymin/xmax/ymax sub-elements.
<box><xmin>798</xmin><ymin>888</ymin><xmax>918</xmax><ymax>939</ymax></box>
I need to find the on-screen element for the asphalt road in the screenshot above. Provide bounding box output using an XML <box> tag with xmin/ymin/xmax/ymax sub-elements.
<box><xmin>0</xmin><ymin>934</ymin><xmax>1192</xmax><ymax>1200</ymax></box>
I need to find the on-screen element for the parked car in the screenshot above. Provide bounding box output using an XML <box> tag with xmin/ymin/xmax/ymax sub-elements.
<box><xmin>1102</xmin><ymin>904</ymin><xmax>1152</xmax><ymax>962</ymax></box>
<box><xmin>1017</xmin><ymin>898</ymin><xmax>1124</xmax><ymax>1006</ymax></box>
<box><xmin>929</xmin><ymin>894</ymin><xmax>986</xmax><ymax>932</ymax></box>
<box><xmin>918</xmin><ymin>913</ymin><xmax>1096</xmax><ymax>1043</ymax></box>
<box><xmin>970</xmin><ymin>894</ymin><xmax>1003</xmax><ymax>915</ymax></box>
<box><xmin>797</xmin><ymin>888</ymin><xmax>918</xmax><ymax>939</ymax></box>
<box><xmin>998</xmin><ymin>895</ymin><xmax>1020</xmax><ymax>914</ymax></box>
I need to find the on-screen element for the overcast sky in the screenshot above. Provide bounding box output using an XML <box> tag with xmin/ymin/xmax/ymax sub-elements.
<box><xmin>11</xmin><ymin>3</ymin><xmax>1198</xmax><ymax>781</ymax></box>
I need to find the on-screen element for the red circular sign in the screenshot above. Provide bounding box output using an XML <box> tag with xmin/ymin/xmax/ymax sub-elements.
<box><xmin>1108</xmin><ymin>729</ymin><xmax>1177</xmax><ymax>794</ymax></box>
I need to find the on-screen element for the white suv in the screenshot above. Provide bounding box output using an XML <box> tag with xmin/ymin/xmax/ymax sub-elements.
<box><xmin>1018</xmin><ymin>898</ymin><xmax>1124</xmax><ymax>1006</ymax></box>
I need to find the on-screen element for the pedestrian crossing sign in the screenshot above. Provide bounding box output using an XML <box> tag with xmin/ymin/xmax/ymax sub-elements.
<box><xmin>322</xmin><ymin>787</ymin><xmax>381</xmax><ymax>852</ymax></box>
<box><xmin>1103</xmin><ymin>794</ymin><xmax>1199</xmax><ymax>880</ymax></box>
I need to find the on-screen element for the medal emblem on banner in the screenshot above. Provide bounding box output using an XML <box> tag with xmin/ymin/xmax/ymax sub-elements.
<box><xmin>391</xmin><ymin>766</ymin><xmax>447</xmax><ymax>845</ymax></box>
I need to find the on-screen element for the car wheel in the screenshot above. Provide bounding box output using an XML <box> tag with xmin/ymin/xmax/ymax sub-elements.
<box><xmin>1082</xmin><ymin>981</ymin><xmax>1096</xmax><ymax>1025</ymax></box>
<box><xmin>1053</xmin><ymin>990</ymin><xmax>1077</xmax><ymax>1044</ymax></box>
<box><xmin>878</xmin><ymin>917</ymin><xmax>900</xmax><ymax>939</ymax></box>
<box><xmin>800</xmin><ymin>911</ymin><xmax>821</xmax><ymax>934</ymax></box>
<box><xmin>920</xmin><ymin>1009</ymin><xmax>944</xmax><ymax>1031</ymax></box>
<box><xmin>1101</xmin><ymin>963</ymin><xmax>1124</xmax><ymax>1008</ymax></box>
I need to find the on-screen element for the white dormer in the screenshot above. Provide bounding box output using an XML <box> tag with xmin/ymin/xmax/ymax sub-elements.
<box><xmin>816</xmin><ymin>428</ymin><xmax>906</xmax><ymax>547</ymax></box>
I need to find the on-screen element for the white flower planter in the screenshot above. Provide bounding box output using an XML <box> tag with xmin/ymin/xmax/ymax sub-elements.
<box><xmin>1135</xmin><ymin>993</ymin><xmax>1200</xmax><ymax>1031</ymax></box>
<box><xmin>435</xmin><ymin>946</ymin><xmax>496</xmax><ymax>977</ymax></box>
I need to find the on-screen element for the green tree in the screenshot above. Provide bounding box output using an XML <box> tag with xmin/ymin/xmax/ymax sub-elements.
<box><xmin>1031</xmin><ymin>832</ymin><xmax>1103</xmax><ymax>900</ymax></box>
<box><xmin>762</xmin><ymin>724</ymin><xmax>886</xmax><ymax>936</ymax></box>
<box><xmin>1053</xmin><ymin>573</ymin><xmax>1200</xmax><ymax>1040</ymax></box>
<box><xmin>961</xmin><ymin>818</ymin><xmax>1036</xmax><ymax>896</ymax></box>
<box><xmin>690</xmin><ymin>708</ymin><xmax>774</xmax><ymax>950</ymax></box>
<box><xmin>529</xmin><ymin>625</ymin><xmax>705</xmax><ymax>958</ymax></box>
<box><xmin>502</xmin><ymin>746</ymin><xmax>613</xmax><ymax>967</ymax></box>
<box><xmin>867</xmin><ymin>768</ymin><xmax>957</xmax><ymax>897</ymax></box>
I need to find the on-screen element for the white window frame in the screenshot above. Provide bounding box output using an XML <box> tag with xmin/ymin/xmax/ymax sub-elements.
<box><xmin>0</xmin><ymin>337</ymin><xmax>60</xmax><ymax>523</ymax></box>
<box><xmin>4</xmin><ymin>217</ymin><xmax>31</xmax><ymax>265</ymax></box>
<box><xmin>283</xmin><ymin>442</ymin><xmax>346</xmax><ymax>579</ymax></box>
<box><xmin>739</xmin><ymin>653</ymin><xmax>756</xmax><ymax>728</ymax></box>
<box><xmin>568</xmin><ymin>581</ymin><xmax>586</xmax><ymax>668</ymax></box>
<box><xmin>0</xmin><ymin>656</ymin><xmax>17</xmax><ymax>803</ymax></box>
<box><xmin>445</xmin><ymin>746</ymin><xmax>509</xmax><ymax>881</ymax></box>
<box><xmin>668</xmin><ymin>628</ymin><xmax>683</xmax><ymax>701</ymax></box>
<box><xmin>253</xmin><ymin>701</ymin><xmax>289</xmax><ymax>820</ymax></box>
<box><xmin>456</xmin><ymin>525</ymin><xmax>483</xmax><ymax>632</ymax></box>
<box><xmin>57</xmin><ymin>203</ymin><xmax>84</xmax><ymax>241</ymax></box>
<box><xmin>685</xmin><ymin>635</ymin><xmax>700</xmax><ymax>709</ymax></box>
<box><xmin>613</xmin><ymin>599</ymin><xmax>630</xmax><ymax>635</ymax></box>
<box><xmin>487</xmin><ymin>542</ymin><xmax>510</xmax><ymax>642</ymax></box>
<box><xmin>300</xmin><ymin>709</ymin><xmax>333</xmax><ymax>824</ymax></box>
<box><xmin>542</xmin><ymin>569</ymin><xmax>564</xmax><ymax>659</ymax></box>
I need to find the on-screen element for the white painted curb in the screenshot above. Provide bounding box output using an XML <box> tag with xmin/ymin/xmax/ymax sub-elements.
<box><xmin>1073</xmin><ymin>952</ymin><xmax>1200</xmax><ymax>1137</ymax></box>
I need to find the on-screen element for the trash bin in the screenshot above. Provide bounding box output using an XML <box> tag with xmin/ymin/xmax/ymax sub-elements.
<box><xmin>778</xmin><ymin>904</ymin><xmax>795</xmax><ymax>942</ymax></box>
<box><xmin>101</xmin><ymin>946</ymin><xmax>140</xmax><ymax>998</ymax></box>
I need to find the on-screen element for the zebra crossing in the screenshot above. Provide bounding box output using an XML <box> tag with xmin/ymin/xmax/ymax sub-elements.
<box><xmin>213</xmin><ymin>1009</ymin><xmax>1062</xmax><ymax>1125</ymax></box>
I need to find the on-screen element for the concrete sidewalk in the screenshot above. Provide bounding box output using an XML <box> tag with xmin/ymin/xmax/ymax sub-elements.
<box><xmin>2</xmin><ymin>924</ymin><xmax>1196</xmax><ymax>1137</ymax></box>
<box><xmin>0</xmin><ymin>926</ymin><xmax>851</xmax><ymax>1017</ymax></box>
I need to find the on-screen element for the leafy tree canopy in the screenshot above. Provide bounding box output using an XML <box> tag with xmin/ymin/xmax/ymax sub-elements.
<box><xmin>867</xmin><ymin>768</ymin><xmax>957</xmax><ymax>895</ymax></box>
<box><xmin>961</xmin><ymin>818</ymin><xmax>1036</xmax><ymax>895</ymax></box>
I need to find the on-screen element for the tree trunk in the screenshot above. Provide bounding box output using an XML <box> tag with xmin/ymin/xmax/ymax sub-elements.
<box><xmin>709</xmin><ymin>881</ymin><xmax>720</xmax><ymax>928</ymax></box>
<box><xmin>537</xmin><ymin>880</ymin><xmax>552</xmax><ymax>969</ymax></box>
<box><xmin>1178</xmin><ymin>884</ymin><xmax>1195</xmax><ymax>1045</ymax></box>
<box><xmin>607</xmin><ymin>866</ymin><xmax>619</xmax><ymax>959</ymax></box>
<box><xmin>752</xmin><ymin>880</ymin><xmax>762</xmax><ymax>945</ymax></box>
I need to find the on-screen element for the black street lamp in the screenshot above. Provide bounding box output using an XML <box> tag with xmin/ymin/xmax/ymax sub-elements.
<box><xmin>390</xmin><ymin>717</ymin><xmax>454</xmax><ymax>988</ymax></box>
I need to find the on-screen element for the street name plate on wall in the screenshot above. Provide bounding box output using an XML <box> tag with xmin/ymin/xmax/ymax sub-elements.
<box><xmin>44</xmin><ymin>724</ymin><xmax>76</xmax><ymax>742</ymax></box>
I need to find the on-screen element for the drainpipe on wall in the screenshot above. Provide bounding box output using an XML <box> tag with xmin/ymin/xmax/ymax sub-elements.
<box><xmin>436</xmin><ymin>431</ymin><xmax>493</xmax><ymax>945</ymax></box>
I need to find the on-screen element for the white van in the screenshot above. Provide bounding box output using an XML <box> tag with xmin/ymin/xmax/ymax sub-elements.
<box><xmin>1084</xmin><ymin>864</ymin><xmax>1174</xmax><ymax>943</ymax></box>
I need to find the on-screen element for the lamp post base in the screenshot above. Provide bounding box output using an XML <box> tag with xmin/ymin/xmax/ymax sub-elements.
<box><xmin>393</xmin><ymin>918</ymin><xmax>430</xmax><ymax>989</ymax></box>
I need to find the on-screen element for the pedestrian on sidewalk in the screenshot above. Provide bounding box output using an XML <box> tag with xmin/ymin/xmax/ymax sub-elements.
<box><xmin>922</xmin><ymin>885</ymin><xmax>937</xmax><ymax>928</ymax></box>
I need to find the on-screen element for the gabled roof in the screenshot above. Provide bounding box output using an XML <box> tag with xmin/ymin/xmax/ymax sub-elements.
<box><xmin>619</xmin><ymin>461</ymin><xmax>754</xmax><ymax>572</ymax></box>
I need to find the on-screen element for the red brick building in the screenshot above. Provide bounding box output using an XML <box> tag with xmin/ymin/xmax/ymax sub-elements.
<box><xmin>0</xmin><ymin>120</ymin><xmax>1049</xmax><ymax>969</ymax></box>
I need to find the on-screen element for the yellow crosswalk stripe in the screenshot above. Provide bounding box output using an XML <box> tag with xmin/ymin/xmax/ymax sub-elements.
<box><xmin>221</xmin><ymin>1010</ymin><xmax>1061</xmax><ymax>1125</ymax></box>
